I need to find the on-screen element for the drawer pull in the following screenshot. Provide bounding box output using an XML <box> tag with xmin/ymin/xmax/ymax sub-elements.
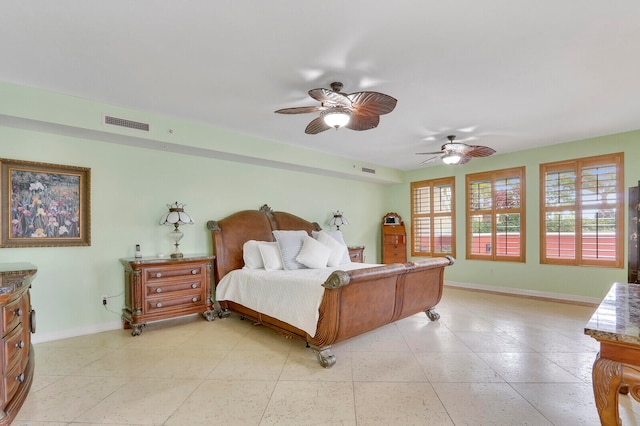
<box><xmin>192</xmin><ymin>297</ymin><xmax>198</xmax><ymax>303</ymax></box>
<box><xmin>191</xmin><ymin>283</ymin><xmax>197</xmax><ymax>289</ymax></box>
<box><xmin>155</xmin><ymin>288</ymin><xmax>162</xmax><ymax>293</ymax></box>
<box><xmin>14</xmin><ymin>308</ymin><xmax>22</xmax><ymax>317</ymax></box>
<box><xmin>155</xmin><ymin>272</ymin><xmax>162</xmax><ymax>278</ymax></box>
<box><xmin>15</xmin><ymin>340</ymin><xmax>24</xmax><ymax>349</ymax></box>
<box><xmin>30</xmin><ymin>309</ymin><xmax>36</xmax><ymax>333</ymax></box>
<box><xmin>191</xmin><ymin>269</ymin><xmax>198</xmax><ymax>275</ymax></box>
<box><xmin>156</xmin><ymin>302</ymin><xmax>163</xmax><ymax>308</ymax></box>
<box><xmin>16</xmin><ymin>373</ymin><xmax>24</xmax><ymax>383</ymax></box>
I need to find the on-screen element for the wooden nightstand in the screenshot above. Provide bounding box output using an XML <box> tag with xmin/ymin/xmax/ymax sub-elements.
<box><xmin>120</xmin><ymin>255</ymin><xmax>215</xmax><ymax>336</ymax></box>
<box><xmin>348</xmin><ymin>246</ymin><xmax>365</xmax><ymax>263</ymax></box>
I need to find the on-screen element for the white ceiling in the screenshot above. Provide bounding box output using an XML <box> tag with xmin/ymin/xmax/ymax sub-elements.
<box><xmin>2</xmin><ymin>1</ymin><xmax>639</xmax><ymax>170</ymax></box>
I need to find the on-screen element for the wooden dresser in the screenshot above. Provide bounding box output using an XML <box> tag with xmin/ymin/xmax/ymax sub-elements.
<box><xmin>0</xmin><ymin>263</ymin><xmax>36</xmax><ymax>425</ymax></box>
<box><xmin>120</xmin><ymin>255</ymin><xmax>215</xmax><ymax>335</ymax></box>
<box><xmin>382</xmin><ymin>213</ymin><xmax>407</xmax><ymax>264</ymax></box>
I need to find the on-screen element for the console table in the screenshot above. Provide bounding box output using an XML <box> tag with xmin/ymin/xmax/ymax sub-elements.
<box><xmin>584</xmin><ymin>282</ymin><xmax>640</xmax><ymax>425</ymax></box>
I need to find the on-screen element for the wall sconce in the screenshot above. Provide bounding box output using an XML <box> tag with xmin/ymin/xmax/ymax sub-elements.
<box><xmin>329</xmin><ymin>210</ymin><xmax>349</xmax><ymax>230</ymax></box>
<box><xmin>159</xmin><ymin>202</ymin><xmax>194</xmax><ymax>258</ymax></box>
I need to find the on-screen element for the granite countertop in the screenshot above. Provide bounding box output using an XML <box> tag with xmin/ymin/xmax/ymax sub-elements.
<box><xmin>0</xmin><ymin>263</ymin><xmax>38</xmax><ymax>295</ymax></box>
<box><xmin>584</xmin><ymin>282</ymin><xmax>640</xmax><ymax>345</ymax></box>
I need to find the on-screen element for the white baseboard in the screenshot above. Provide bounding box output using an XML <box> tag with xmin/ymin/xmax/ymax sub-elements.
<box><xmin>32</xmin><ymin>320</ymin><xmax>122</xmax><ymax>344</ymax></box>
<box><xmin>444</xmin><ymin>280</ymin><xmax>601</xmax><ymax>305</ymax></box>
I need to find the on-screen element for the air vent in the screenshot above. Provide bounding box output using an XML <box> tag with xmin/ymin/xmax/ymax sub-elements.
<box><xmin>361</xmin><ymin>167</ymin><xmax>376</xmax><ymax>174</ymax></box>
<box><xmin>104</xmin><ymin>115</ymin><xmax>150</xmax><ymax>132</ymax></box>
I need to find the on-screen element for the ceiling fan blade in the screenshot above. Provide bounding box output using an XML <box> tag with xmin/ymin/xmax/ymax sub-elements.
<box><xmin>466</xmin><ymin>145</ymin><xmax>497</xmax><ymax>157</ymax></box>
<box><xmin>275</xmin><ymin>106</ymin><xmax>323</xmax><ymax>114</ymax></box>
<box><xmin>419</xmin><ymin>156</ymin><xmax>441</xmax><ymax>165</ymax></box>
<box><xmin>305</xmin><ymin>116</ymin><xmax>331</xmax><ymax>134</ymax></box>
<box><xmin>415</xmin><ymin>150</ymin><xmax>445</xmax><ymax>155</ymax></box>
<box><xmin>348</xmin><ymin>92</ymin><xmax>397</xmax><ymax>116</ymax></box>
<box><xmin>308</xmin><ymin>88</ymin><xmax>351</xmax><ymax>107</ymax></box>
<box><xmin>345</xmin><ymin>115</ymin><xmax>379</xmax><ymax>131</ymax></box>
<box><xmin>458</xmin><ymin>155</ymin><xmax>473</xmax><ymax>164</ymax></box>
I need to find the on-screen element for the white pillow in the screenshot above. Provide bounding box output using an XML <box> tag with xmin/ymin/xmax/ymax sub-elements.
<box><xmin>258</xmin><ymin>242</ymin><xmax>283</xmax><ymax>271</ymax></box>
<box><xmin>314</xmin><ymin>231</ymin><xmax>347</xmax><ymax>267</ymax></box>
<box><xmin>273</xmin><ymin>230</ymin><xmax>308</xmax><ymax>270</ymax></box>
<box><xmin>313</xmin><ymin>230</ymin><xmax>351</xmax><ymax>265</ymax></box>
<box><xmin>296</xmin><ymin>235</ymin><xmax>331</xmax><ymax>269</ymax></box>
<box><xmin>242</xmin><ymin>240</ymin><xmax>265</xmax><ymax>269</ymax></box>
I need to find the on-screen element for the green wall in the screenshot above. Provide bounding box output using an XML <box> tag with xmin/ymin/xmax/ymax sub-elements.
<box><xmin>1</xmin><ymin>80</ymin><xmax>638</xmax><ymax>341</ymax></box>
<box><xmin>396</xmin><ymin>130</ymin><xmax>639</xmax><ymax>302</ymax></box>
<box><xmin>0</xmin><ymin>82</ymin><xmax>389</xmax><ymax>341</ymax></box>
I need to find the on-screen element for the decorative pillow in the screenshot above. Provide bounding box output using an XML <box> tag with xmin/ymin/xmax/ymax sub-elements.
<box><xmin>243</xmin><ymin>240</ymin><xmax>265</xmax><ymax>269</ymax></box>
<box><xmin>257</xmin><ymin>242</ymin><xmax>283</xmax><ymax>271</ymax></box>
<box><xmin>272</xmin><ymin>230</ymin><xmax>308</xmax><ymax>270</ymax></box>
<box><xmin>314</xmin><ymin>231</ymin><xmax>347</xmax><ymax>267</ymax></box>
<box><xmin>296</xmin><ymin>235</ymin><xmax>331</xmax><ymax>269</ymax></box>
<box><xmin>313</xmin><ymin>230</ymin><xmax>351</xmax><ymax>265</ymax></box>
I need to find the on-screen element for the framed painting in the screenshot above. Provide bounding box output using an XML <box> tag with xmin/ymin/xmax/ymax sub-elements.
<box><xmin>1</xmin><ymin>158</ymin><xmax>91</xmax><ymax>248</ymax></box>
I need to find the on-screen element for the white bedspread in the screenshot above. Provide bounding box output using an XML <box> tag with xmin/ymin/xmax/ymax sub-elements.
<box><xmin>216</xmin><ymin>263</ymin><xmax>377</xmax><ymax>336</ymax></box>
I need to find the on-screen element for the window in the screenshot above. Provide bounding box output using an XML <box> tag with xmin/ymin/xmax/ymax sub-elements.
<box><xmin>466</xmin><ymin>167</ymin><xmax>525</xmax><ymax>262</ymax></box>
<box><xmin>540</xmin><ymin>153</ymin><xmax>623</xmax><ymax>268</ymax></box>
<box><xmin>410</xmin><ymin>177</ymin><xmax>455</xmax><ymax>257</ymax></box>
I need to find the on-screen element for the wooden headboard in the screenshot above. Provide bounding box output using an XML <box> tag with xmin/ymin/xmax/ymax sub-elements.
<box><xmin>206</xmin><ymin>204</ymin><xmax>321</xmax><ymax>283</ymax></box>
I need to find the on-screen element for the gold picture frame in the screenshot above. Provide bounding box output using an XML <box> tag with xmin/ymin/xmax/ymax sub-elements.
<box><xmin>1</xmin><ymin>158</ymin><xmax>91</xmax><ymax>248</ymax></box>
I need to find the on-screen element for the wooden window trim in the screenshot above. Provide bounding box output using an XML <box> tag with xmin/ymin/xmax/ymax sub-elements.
<box><xmin>539</xmin><ymin>152</ymin><xmax>624</xmax><ymax>268</ymax></box>
<box><xmin>466</xmin><ymin>166</ymin><xmax>526</xmax><ymax>262</ymax></box>
<box><xmin>410</xmin><ymin>177</ymin><xmax>456</xmax><ymax>258</ymax></box>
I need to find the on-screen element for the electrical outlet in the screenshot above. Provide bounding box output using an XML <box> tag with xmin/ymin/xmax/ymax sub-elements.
<box><xmin>102</xmin><ymin>295</ymin><xmax>107</xmax><ymax>306</ymax></box>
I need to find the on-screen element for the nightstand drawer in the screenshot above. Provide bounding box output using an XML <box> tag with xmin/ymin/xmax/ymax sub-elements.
<box><xmin>3</xmin><ymin>360</ymin><xmax>24</xmax><ymax>405</ymax></box>
<box><xmin>145</xmin><ymin>293</ymin><xmax>203</xmax><ymax>313</ymax></box>
<box><xmin>2</xmin><ymin>296</ymin><xmax>23</xmax><ymax>336</ymax></box>
<box><xmin>144</xmin><ymin>264</ymin><xmax>204</xmax><ymax>281</ymax></box>
<box><xmin>3</xmin><ymin>324</ymin><xmax>25</xmax><ymax>373</ymax></box>
<box><xmin>145</xmin><ymin>279</ymin><xmax>203</xmax><ymax>297</ymax></box>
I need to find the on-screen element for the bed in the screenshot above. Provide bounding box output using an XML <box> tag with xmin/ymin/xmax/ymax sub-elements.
<box><xmin>206</xmin><ymin>204</ymin><xmax>454</xmax><ymax>368</ymax></box>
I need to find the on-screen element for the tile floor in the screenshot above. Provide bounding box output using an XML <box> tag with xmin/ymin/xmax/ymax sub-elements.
<box><xmin>14</xmin><ymin>287</ymin><xmax>640</xmax><ymax>425</ymax></box>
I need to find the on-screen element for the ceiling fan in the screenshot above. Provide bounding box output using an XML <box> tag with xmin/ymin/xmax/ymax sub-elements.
<box><xmin>416</xmin><ymin>135</ymin><xmax>496</xmax><ymax>165</ymax></box>
<box><xmin>275</xmin><ymin>82</ymin><xmax>397</xmax><ymax>134</ymax></box>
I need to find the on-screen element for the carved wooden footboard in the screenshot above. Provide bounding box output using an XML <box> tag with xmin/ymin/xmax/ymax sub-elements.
<box><xmin>207</xmin><ymin>205</ymin><xmax>454</xmax><ymax>368</ymax></box>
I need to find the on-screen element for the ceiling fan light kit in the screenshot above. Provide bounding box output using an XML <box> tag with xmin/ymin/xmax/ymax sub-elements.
<box><xmin>442</xmin><ymin>153</ymin><xmax>463</xmax><ymax>165</ymax></box>
<box><xmin>321</xmin><ymin>107</ymin><xmax>352</xmax><ymax>128</ymax></box>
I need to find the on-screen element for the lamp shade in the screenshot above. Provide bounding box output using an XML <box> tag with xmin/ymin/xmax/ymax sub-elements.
<box><xmin>442</xmin><ymin>153</ymin><xmax>462</xmax><ymax>165</ymax></box>
<box><xmin>159</xmin><ymin>202</ymin><xmax>195</xmax><ymax>226</ymax></box>
<box><xmin>321</xmin><ymin>107</ymin><xmax>352</xmax><ymax>128</ymax></box>
<box><xmin>329</xmin><ymin>210</ymin><xmax>349</xmax><ymax>230</ymax></box>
